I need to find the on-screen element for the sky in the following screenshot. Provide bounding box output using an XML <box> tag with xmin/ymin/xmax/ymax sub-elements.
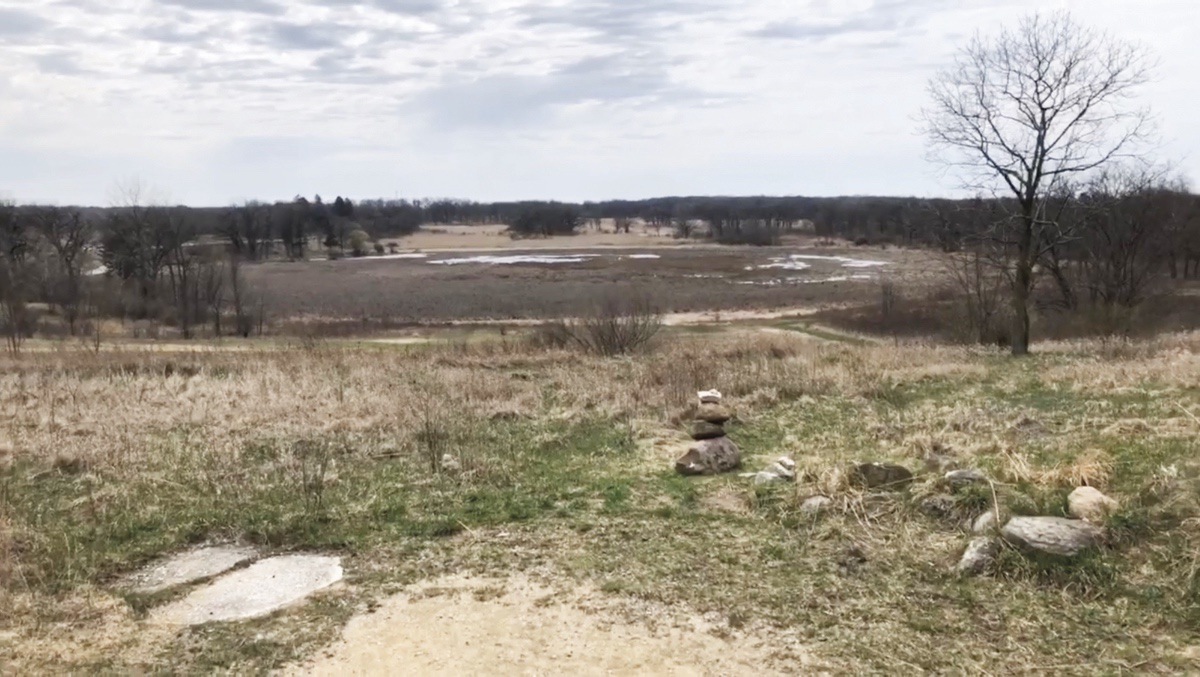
<box><xmin>0</xmin><ymin>0</ymin><xmax>1195</xmax><ymax>206</ymax></box>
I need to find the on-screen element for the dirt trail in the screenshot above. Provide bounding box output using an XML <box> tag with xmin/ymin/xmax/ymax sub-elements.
<box><xmin>290</xmin><ymin>574</ymin><xmax>811</xmax><ymax>676</ymax></box>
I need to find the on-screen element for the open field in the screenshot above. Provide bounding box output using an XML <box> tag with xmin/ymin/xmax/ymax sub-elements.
<box><xmin>248</xmin><ymin>238</ymin><xmax>935</xmax><ymax>329</ymax></box>
<box><xmin>385</xmin><ymin>221</ymin><xmax>688</xmax><ymax>251</ymax></box>
<box><xmin>3</xmin><ymin>327</ymin><xmax>1200</xmax><ymax>673</ymax></box>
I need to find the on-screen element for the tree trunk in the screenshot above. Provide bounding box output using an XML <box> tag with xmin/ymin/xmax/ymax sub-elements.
<box><xmin>1011</xmin><ymin>211</ymin><xmax>1036</xmax><ymax>356</ymax></box>
<box><xmin>1011</xmin><ymin>271</ymin><xmax>1031</xmax><ymax>356</ymax></box>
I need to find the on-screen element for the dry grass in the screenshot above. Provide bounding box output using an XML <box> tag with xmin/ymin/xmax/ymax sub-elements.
<box><xmin>2</xmin><ymin>330</ymin><xmax>1200</xmax><ymax>672</ymax></box>
<box><xmin>245</xmin><ymin>244</ymin><xmax>930</xmax><ymax>329</ymax></box>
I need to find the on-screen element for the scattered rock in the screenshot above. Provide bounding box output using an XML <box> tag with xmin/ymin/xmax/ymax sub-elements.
<box><xmin>851</xmin><ymin>463</ymin><xmax>913</xmax><ymax>490</ymax></box>
<box><xmin>1001</xmin><ymin>516</ymin><xmax>1103</xmax><ymax>557</ymax></box>
<box><xmin>675</xmin><ymin>437</ymin><xmax>741</xmax><ymax>476</ymax></box>
<box><xmin>695</xmin><ymin>405</ymin><xmax>732</xmax><ymax>425</ymax></box>
<box><xmin>956</xmin><ymin>537</ymin><xmax>1000</xmax><ymax>576</ymax></box>
<box><xmin>945</xmin><ymin>469</ymin><xmax>988</xmax><ymax>490</ymax></box>
<box><xmin>690</xmin><ymin>421</ymin><xmax>727</xmax><ymax>441</ymax></box>
<box><xmin>154</xmin><ymin>555</ymin><xmax>343</xmax><ymax>625</ymax></box>
<box><xmin>800</xmin><ymin>495</ymin><xmax>833</xmax><ymax>516</ymax></box>
<box><xmin>1067</xmin><ymin>486</ymin><xmax>1119</xmax><ymax>522</ymax></box>
<box><xmin>125</xmin><ymin>545</ymin><xmax>258</xmax><ymax>594</ymax></box>
<box><xmin>972</xmin><ymin>509</ymin><xmax>1002</xmax><ymax>535</ymax></box>
<box><xmin>918</xmin><ymin>494</ymin><xmax>957</xmax><ymax>519</ymax></box>
<box><xmin>753</xmin><ymin>457</ymin><xmax>797</xmax><ymax>485</ymax></box>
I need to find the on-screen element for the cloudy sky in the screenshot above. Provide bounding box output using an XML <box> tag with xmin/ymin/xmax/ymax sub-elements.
<box><xmin>0</xmin><ymin>0</ymin><xmax>1195</xmax><ymax>206</ymax></box>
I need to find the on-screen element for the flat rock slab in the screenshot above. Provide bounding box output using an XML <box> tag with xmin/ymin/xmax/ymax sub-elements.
<box><xmin>126</xmin><ymin>545</ymin><xmax>259</xmax><ymax>594</ymax></box>
<box><xmin>154</xmin><ymin>555</ymin><xmax>343</xmax><ymax>625</ymax></box>
<box><xmin>1002</xmin><ymin>516</ymin><xmax>1103</xmax><ymax>557</ymax></box>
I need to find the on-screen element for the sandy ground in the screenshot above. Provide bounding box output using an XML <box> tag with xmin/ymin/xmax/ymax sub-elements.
<box><xmin>291</xmin><ymin>574</ymin><xmax>812</xmax><ymax>676</ymax></box>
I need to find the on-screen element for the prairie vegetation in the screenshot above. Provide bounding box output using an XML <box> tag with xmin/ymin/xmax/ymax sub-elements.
<box><xmin>3</xmin><ymin>329</ymin><xmax>1200</xmax><ymax>672</ymax></box>
<box><xmin>2</xmin><ymin>9</ymin><xmax>1200</xmax><ymax>674</ymax></box>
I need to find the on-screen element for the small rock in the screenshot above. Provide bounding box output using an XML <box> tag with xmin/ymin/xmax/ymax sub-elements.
<box><xmin>690</xmin><ymin>421</ymin><xmax>727</xmax><ymax>441</ymax></box>
<box><xmin>771</xmin><ymin>458</ymin><xmax>797</xmax><ymax>477</ymax></box>
<box><xmin>800</xmin><ymin>495</ymin><xmax>833</xmax><ymax>516</ymax></box>
<box><xmin>972</xmin><ymin>509</ymin><xmax>1002</xmax><ymax>535</ymax></box>
<box><xmin>1067</xmin><ymin>486</ymin><xmax>1119</xmax><ymax>522</ymax></box>
<box><xmin>675</xmin><ymin>437</ymin><xmax>741</xmax><ymax>476</ymax></box>
<box><xmin>753</xmin><ymin>457</ymin><xmax>797</xmax><ymax>485</ymax></box>
<box><xmin>695</xmin><ymin>405</ymin><xmax>732</xmax><ymax>425</ymax></box>
<box><xmin>698</xmin><ymin>389</ymin><xmax>722</xmax><ymax>404</ymax></box>
<box><xmin>1001</xmin><ymin>516</ymin><xmax>1104</xmax><ymax>557</ymax></box>
<box><xmin>957</xmin><ymin>537</ymin><xmax>1000</xmax><ymax>576</ymax></box>
<box><xmin>440</xmin><ymin>454</ymin><xmax>462</xmax><ymax>474</ymax></box>
<box><xmin>918</xmin><ymin>493</ymin><xmax>957</xmax><ymax>519</ymax></box>
<box><xmin>851</xmin><ymin>463</ymin><xmax>913</xmax><ymax>490</ymax></box>
<box><xmin>945</xmin><ymin>469</ymin><xmax>988</xmax><ymax>489</ymax></box>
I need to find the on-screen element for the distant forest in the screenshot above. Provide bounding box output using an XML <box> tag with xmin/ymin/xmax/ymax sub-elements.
<box><xmin>52</xmin><ymin>191</ymin><xmax>1198</xmax><ymax>256</ymax></box>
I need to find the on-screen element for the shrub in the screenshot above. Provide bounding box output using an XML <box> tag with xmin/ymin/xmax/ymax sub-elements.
<box><xmin>531</xmin><ymin>294</ymin><xmax>662</xmax><ymax>356</ymax></box>
<box><xmin>348</xmin><ymin>229</ymin><xmax>371</xmax><ymax>257</ymax></box>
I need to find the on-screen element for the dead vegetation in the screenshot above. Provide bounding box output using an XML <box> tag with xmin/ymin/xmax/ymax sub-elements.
<box><xmin>1</xmin><ymin>329</ymin><xmax>1199</xmax><ymax>672</ymax></box>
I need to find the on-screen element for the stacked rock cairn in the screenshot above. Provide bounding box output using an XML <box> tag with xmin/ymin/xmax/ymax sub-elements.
<box><xmin>675</xmin><ymin>390</ymin><xmax>742</xmax><ymax>475</ymax></box>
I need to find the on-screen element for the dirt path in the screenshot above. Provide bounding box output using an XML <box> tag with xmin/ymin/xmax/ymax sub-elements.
<box><xmin>290</xmin><ymin>574</ymin><xmax>811</xmax><ymax>676</ymax></box>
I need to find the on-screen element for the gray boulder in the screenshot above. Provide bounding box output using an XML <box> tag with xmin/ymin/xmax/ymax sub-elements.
<box><xmin>675</xmin><ymin>437</ymin><xmax>741</xmax><ymax>476</ymax></box>
<box><xmin>945</xmin><ymin>469</ymin><xmax>988</xmax><ymax>490</ymax></box>
<box><xmin>800</xmin><ymin>495</ymin><xmax>833</xmax><ymax>516</ymax></box>
<box><xmin>851</xmin><ymin>463</ymin><xmax>913</xmax><ymax>490</ymax></box>
<box><xmin>1001</xmin><ymin>516</ymin><xmax>1103</xmax><ymax>557</ymax></box>
<box><xmin>957</xmin><ymin>537</ymin><xmax>1000</xmax><ymax>576</ymax></box>
<box><xmin>972</xmin><ymin>509</ymin><xmax>1003</xmax><ymax>535</ymax></box>
<box><xmin>690</xmin><ymin>421</ymin><xmax>727</xmax><ymax>441</ymax></box>
<box><xmin>695</xmin><ymin>405</ymin><xmax>732</xmax><ymax>425</ymax></box>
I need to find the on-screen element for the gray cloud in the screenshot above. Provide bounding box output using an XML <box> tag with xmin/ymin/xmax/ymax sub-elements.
<box><xmin>750</xmin><ymin>14</ymin><xmax>902</xmax><ymax>41</ymax></box>
<box><xmin>516</xmin><ymin>0</ymin><xmax>721</xmax><ymax>42</ymax></box>
<box><xmin>30</xmin><ymin>50</ymin><xmax>90</xmax><ymax>75</ymax></box>
<box><xmin>747</xmin><ymin>0</ymin><xmax>949</xmax><ymax>42</ymax></box>
<box><xmin>154</xmin><ymin>0</ymin><xmax>284</xmax><ymax>15</ymax></box>
<box><xmin>0</xmin><ymin>0</ymin><xmax>1196</xmax><ymax>205</ymax></box>
<box><xmin>405</xmin><ymin>52</ymin><xmax>707</xmax><ymax>131</ymax></box>
<box><xmin>0</xmin><ymin>8</ymin><xmax>51</xmax><ymax>38</ymax></box>
<box><xmin>309</xmin><ymin>0</ymin><xmax>445</xmax><ymax>13</ymax></box>
<box><xmin>267</xmin><ymin>21</ymin><xmax>345</xmax><ymax>50</ymax></box>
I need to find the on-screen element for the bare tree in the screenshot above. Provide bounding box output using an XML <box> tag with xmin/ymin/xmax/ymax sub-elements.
<box><xmin>923</xmin><ymin>11</ymin><xmax>1153</xmax><ymax>354</ymax></box>
<box><xmin>0</xmin><ymin>203</ymin><xmax>31</xmax><ymax>352</ymax></box>
<box><xmin>28</xmin><ymin>207</ymin><xmax>92</xmax><ymax>334</ymax></box>
<box><xmin>1076</xmin><ymin>166</ymin><xmax>1186</xmax><ymax>309</ymax></box>
<box><xmin>220</xmin><ymin>202</ymin><xmax>273</xmax><ymax>261</ymax></box>
<box><xmin>201</xmin><ymin>256</ymin><xmax>226</xmax><ymax>336</ymax></box>
<box><xmin>227</xmin><ymin>254</ymin><xmax>256</xmax><ymax>337</ymax></box>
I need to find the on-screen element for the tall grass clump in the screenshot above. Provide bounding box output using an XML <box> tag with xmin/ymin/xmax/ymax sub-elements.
<box><xmin>530</xmin><ymin>294</ymin><xmax>662</xmax><ymax>356</ymax></box>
